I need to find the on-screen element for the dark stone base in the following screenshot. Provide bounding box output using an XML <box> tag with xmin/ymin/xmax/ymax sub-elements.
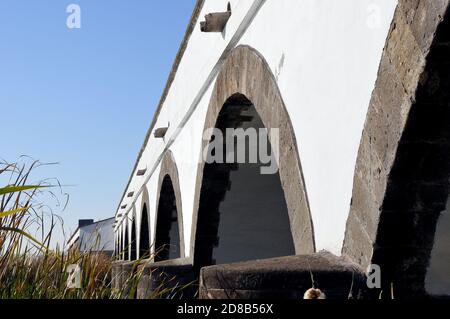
<box><xmin>138</xmin><ymin>261</ymin><xmax>197</xmax><ymax>299</ymax></box>
<box><xmin>113</xmin><ymin>259</ymin><xmax>197</xmax><ymax>299</ymax></box>
<box><xmin>111</xmin><ymin>261</ymin><xmax>121</xmax><ymax>291</ymax></box>
<box><xmin>122</xmin><ymin>261</ymin><xmax>136</xmax><ymax>298</ymax></box>
<box><xmin>199</xmin><ymin>252</ymin><xmax>367</xmax><ymax>299</ymax></box>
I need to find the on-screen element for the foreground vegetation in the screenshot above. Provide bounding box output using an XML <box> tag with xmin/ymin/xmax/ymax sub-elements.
<box><xmin>0</xmin><ymin>158</ymin><xmax>176</xmax><ymax>299</ymax></box>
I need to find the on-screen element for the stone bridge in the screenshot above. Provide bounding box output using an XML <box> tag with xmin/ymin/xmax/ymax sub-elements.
<box><xmin>113</xmin><ymin>0</ymin><xmax>450</xmax><ymax>299</ymax></box>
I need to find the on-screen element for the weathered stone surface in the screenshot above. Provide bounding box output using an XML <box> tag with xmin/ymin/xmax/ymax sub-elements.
<box><xmin>386</xmin><ymin>5</ymin><xmax>425</xmax><ymax>96</ymax></box>
<box><xmin>343</xmin><ymin>0</ymin><xmax>450</xmax><ymax>299</ymax></box>
<box><xmin>111</xmin><ymin>261</ymin><xmax>122</xmax><ymax>292</ymax></box>
<box><xmin>136</xmin><ymin>270</ymin><xmax>151</xmax><ymax>299</ymax></box>
<box><xmin>121</xmin><ymin>261</ymin><xmax>136</xmax><ymax>298</ymax></box>
<box><xmin>406</xmin><ymin>0</ymin><xmax>447</xmax><ymax>53</ymax></box>
<box><xmin>199</xmin><ymin>252</ymin><xmax>366</xmax><ymax>300</ymax></box>
<box><xmin>142</xmin><ymin>259</ymin><xmax>197</xmax><ymax>299</ymax></box>
<box><xmin>341</xmin><ymin>213</ymin><xmax>373</xmax><ymax>268</ymax></box>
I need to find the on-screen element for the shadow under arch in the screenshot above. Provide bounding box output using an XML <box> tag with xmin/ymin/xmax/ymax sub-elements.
<box><xmin>190</xmin><ymin>45</ymin><xmax>315</xmax><ymax>270</ymax></box>
<box><xmin>115</xmin><ymin>230</ymin><xmax>120</xmax><ymax>260</ymax></box>
<box><xmin>140</xmin><ymin>203</ymin><xmax>151</xmax><ymax>259</ymax></box>
<box><xmin>130</xmin><ymin>208</ymin><xmax>137</xmax><ymax>261</ymax></box>
<box><xmin>154</xmin><ymin>150</ymin><xmax>185</xmax><ymax>262</ymax></box>
<box><xmin>124</xmin><ymin>225</ymin><xmax>129</xmax><ymax>261</ymax></box>
<box><xmin>139</xmin><ymin>186</ymin><xmax>151</xmax><ymax>259</ymax></box>
<box><xmin>342</xmin><ymin>3</ymin><xmax>450</xmax><ymax>299</ymax></box>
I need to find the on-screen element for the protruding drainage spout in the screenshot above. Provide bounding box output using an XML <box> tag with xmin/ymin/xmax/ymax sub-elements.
<box><xmin>154</xmin><ymin>127</ymin><xmax>169</xmax><ymax>139</ymax></box>
<box><xmin>200</xmin><ymin>3</ymin><xmax>231</xmax><ymax>33</ymax></box>
<box><xmin>136</xmin><ymin>168</ymin><xmax>147</xmax><ymax>176</ymax></box>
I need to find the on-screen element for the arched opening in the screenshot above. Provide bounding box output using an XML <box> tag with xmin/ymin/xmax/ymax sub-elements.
<box><xmin>154</xmin><ymin>175</ymin><xmax>181</xmax><ymax>262</ymax></box>
<box><xmin>131</xmin><ymin>217</ymin><xmax>137</xmax><ymax>260</ymax></box>
<box><xmin>370</xmin><ymin>10</ymin><xmax>450</xmax><ymax>298</ymax></box>
<box><xmin>124</xmin><ymin>227</ymin><xmax>129</xmax><ymax>261</ymax></box>
<box><xmin>140</xmin><ymin>204</ymin><xmax>150</xmax><ymax>259</ymax></box>
<box><xmin>116</xmin><ymin>232</ymin><xmax>120</xmax><ymax>260</ymax></box>
<box><xmin>194</xmin><ymin>93</ymin><xmax>295</xmax><ymax>270</ymax></box>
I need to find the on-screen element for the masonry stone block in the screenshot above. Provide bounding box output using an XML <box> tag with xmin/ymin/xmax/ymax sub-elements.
<box><xmin>199</xmin><ymin>252</ymin><xmax>367</xmax><ymax>300</ymax></box>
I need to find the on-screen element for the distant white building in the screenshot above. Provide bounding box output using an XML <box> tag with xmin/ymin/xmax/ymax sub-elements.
<box><xmin>67</xmin><ymin>218</ymin><xmax>115</xmax><ymax>256</ymax></box>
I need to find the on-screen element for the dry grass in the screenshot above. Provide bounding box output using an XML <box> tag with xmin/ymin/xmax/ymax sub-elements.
<box><xmin>0</xmin><ymin>158</ymin><xmax>187</xmax><ymax>299</ymax></box>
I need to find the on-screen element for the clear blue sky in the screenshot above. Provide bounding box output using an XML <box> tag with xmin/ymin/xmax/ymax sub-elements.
<box><xmin>0</xmin><ymin>1</ymin><xmax>196</xmax><ymax>242</ymax></box>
